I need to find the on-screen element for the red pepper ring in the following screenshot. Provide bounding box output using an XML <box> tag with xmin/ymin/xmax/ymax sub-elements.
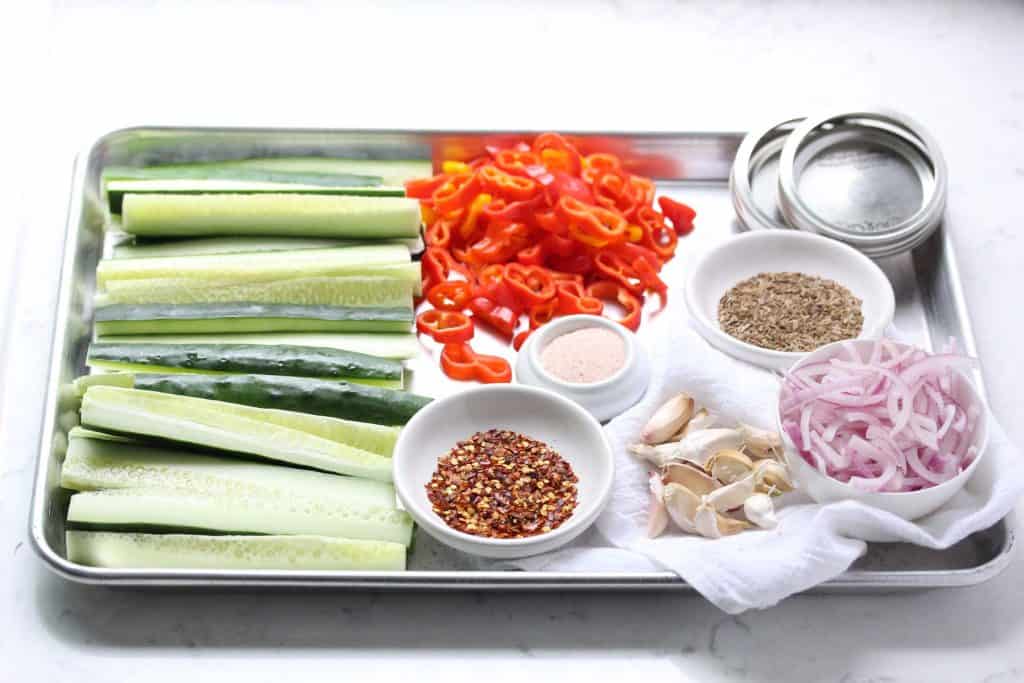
<box><xmin>593</xmin><ymin>251</ymin><xmax>645</xmax><ymax>294</ymax></box>
<box><xmin>635</xmin><ymin>205</ymin><xmax>678</xmax><ymax>261</ymax></box>
<box><xmin>431</xmin><ymin>173</ymin><xmax>480</xmax><ymax>214</ymax></box>
<box><xmin>556</xmin><ymin>281</ymin><xmax>604</xmax><ymax>316</ymax></box>
<box><xmin>532</xmin><ymin>133</ymin><xmax>583</xmax><ymax>175</ymax></box>
<box><xmin>426</xmin><ymin>281</ymin><xmax>472</xmax><ymax>311</ymax></box>
<box><xmin>404</xmin><ymin>173</ymin><xmax>451</xmax><ymax>200</ymax></box>
<box><xmin>658</xmin><ymin>196</ymin><xmax>697</xmax><ymax>236</ymax></box>
<box><xmin>512</xmin><ymin>329</ymin><xmax>533</xmax><ymax>351</ymax></box>
<box><xmin>630</xmin><ymin>256</ymin><xmax>669</xmax><ymax>310</ymax></box>
<box><xmin>586</xmin><ymin>280</ymin><xmax>643</xmax><ymax>332</ymax></box>
<box><xmin>528</xmin><ymin>299</ymin><xmax>559</xmax><ymax>329</ymax></box>
<box><xmin>440</xmin><ymin>343</ymin><xmax>512</xmax><ymax>384</ymax></box>
<box><xmin>504</xmin><ymin>263</ymin><xmax>557</xmax><ymax>307</ymax></box>
<box><xmin>416</xmin><ymin>309</ymin><xmax>475</xmax><ymax>344</ymax></box>
<box><xmin>478</xmin><ymin>165</ymin><xmax>540</xmax><ymax>202</ymax></box>
<box><xmin>468</xmin><ymin>296</ymin><xmax>519</xmax><ymax>338</ymax></box>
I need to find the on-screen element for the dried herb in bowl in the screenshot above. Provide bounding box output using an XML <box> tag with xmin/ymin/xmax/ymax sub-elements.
<box><xmin>717</xmin><ymin>272</ymin><xmax>863</xmax><ymax>352</ymax></box>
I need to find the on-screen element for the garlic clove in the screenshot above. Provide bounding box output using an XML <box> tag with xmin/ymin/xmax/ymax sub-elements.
<box><xmin>672</xmin><ymin>408</ymin><xmax>717</xmax><ymax>441</ymax></box>
<box><xmin>647</xmin><ymin>473</ymin><xmax>669</xmax><ymax>537</ymax></box>
<box><xmin>694</xmin><ymin>501</ymin><xmax>750</xmax><ymax>538</ymax></box>
<box><xmin>662</xmin><ymin>462</ymin><xmax>718</xmax><ymax>495</ymax></box>
<box><xmin>706</xmin><ymin>473</ymin><xmax>757</xmax><ymax>511</ymax></box>
<box><xmin>743</xmin><ymin>493</ymin><xmax>778</xmax><ymax>529</ymax></box>
<box><xmin>641</xmin><ymin>393</ymin><xmax>694</xmax><ymax>444</ymax></box>
<box><xmin>739</xmin><ymin>423</ymin><xmax>783</xmax><ymax>459</ymax></box>
<box><xmin>707</xmin><ymin>449</ymin><xmax>754</xmax><ymax>484</ymax></box>
<box><xmin>753</xmin><ymin>459</ymin><xmax>794</xmax><ymax>494</ymax></box>
<box><xmin>662</xmin><ymin>483</ymin><xmax>700</xmax><ymax>533</ymax></box>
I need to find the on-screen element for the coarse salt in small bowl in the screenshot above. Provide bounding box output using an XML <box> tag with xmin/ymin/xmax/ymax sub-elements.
<box><xmin>515</xmin><ymin>314</ymin><xmax>650</xmax><ymax>422</ymax></box>
<box><xmin>776</xmin><ymin>339</ymin><xmax>988</xmax><ymax>520</ymax></box>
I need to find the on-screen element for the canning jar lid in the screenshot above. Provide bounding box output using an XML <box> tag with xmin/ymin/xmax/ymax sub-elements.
<box><xmin>775</xmin><ymin>109</ymin><xmax>948</xmax><ymax>258</ymax></box>
<box><xmin>729</xmin><ymin>117</ymin><xmax>804</xmax><ymax>232</ymax></box>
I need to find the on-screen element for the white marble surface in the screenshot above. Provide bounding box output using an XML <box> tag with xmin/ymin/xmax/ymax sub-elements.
<box><xmin>3</xmin><ymin>1</ymin><xmax>1024</xmax><ymax>681</ymax></box>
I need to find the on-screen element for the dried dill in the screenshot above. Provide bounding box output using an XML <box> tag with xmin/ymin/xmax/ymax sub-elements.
<box><xmin>717</xmin><ymin>272</ymin><xmax>863</xmax><ymax>352</ymax></box>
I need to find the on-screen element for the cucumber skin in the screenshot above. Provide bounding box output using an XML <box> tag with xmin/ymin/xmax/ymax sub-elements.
<box><xmin>88</xmin><ymin>343</ymin><xmax>403</xmax><ymax>381</ymax></box>
<box><xmin>132</xmin><ymin>373</ymin><xmax>430</xmax><ymax>426</ymax></box>
<box><xmin>95</xmin><ymin>332</ymin><xmax>419</xmax><ymax>360</ymax></box>
<box><xmin>94</xmin><ymin>303</ymin><xmax>413</xmax><ymax>335</ymax></box>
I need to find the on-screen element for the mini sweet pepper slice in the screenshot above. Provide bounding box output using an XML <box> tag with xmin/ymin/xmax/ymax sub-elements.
<box><xmin>440</xmin><ymin>343</ymin><xmax>512</xmax><ymax>383</ymax></box>
<box><xmin>586</xmin><ymin>280</ymin><xmax>642</xmax><ymax>331</ymax></box>
<box><xmin>416</xmin><ymin>309</ymin><xmax>474</xmax><ymax>344</ymax></box>
<box><xmin>504</xmin><ymin>263</ymin><xmax>557</xmax><ymax>307</ymax></box>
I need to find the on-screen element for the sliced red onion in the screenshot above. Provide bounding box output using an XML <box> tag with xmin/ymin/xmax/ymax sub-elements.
<box><xmin>781</xmin><ymin>339</ymin><xmax>982</xmax><ymax>493</ymax></box>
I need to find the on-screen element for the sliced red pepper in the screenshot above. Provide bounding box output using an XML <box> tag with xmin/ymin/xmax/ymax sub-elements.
<box><xmin>635</xmin><ymin>205</ymin><xmax>678</xmax><ymax>260</ymax></box>
<box><xmin>591</xmin><ymin>170</ymin><xmax>637</xmax><ymax>217</ymax></box>
<box><xmin>533</xmin><ymin>209</ymin><xmax>566</xmax><ymax>236</ymax></box>
<box><xmin>581</xmin><ymin>153</ymin><xmax>622</xmax><ymax>184</ymax></box>
<box><xmin>512</xmin><ymin>329</ymin><xmax>533</xmax><ymax>351</ymax></box>
<box><xmin>432</xmin><ymin>173</ymin><xmax>480</xmax><ymax>214</ymax></box>
<box><xmin>468</xmin><ymin>296</ymin><xmax>519</xmax><ymax>338</ymax></box>
<box><xmin>404</xmin><ymin>173</ymin><xmax>450</xmax><ymax>200</ymax></box>
<box><xmin>557</xmin><ymin>197</ymin><xmax>628</xmax><ymax>248</ymax></box>
<box><xmin>593</xmin><ymin>252</ymin><xmax>645</xmax><ymax>294</ymax></box>
<box><xmin>545</xmin><ymin>170</ymin><xmax>594</xmax><ymax>204</ymax></box>
<box><xmin>494</xmin><ymin>149</ymin><xmax>542</xmax><ymax>177</ymax></box>
<box><xmin>473</xmin><ymin>265</ymin><xmax>519</xmax><ymax>309</ymax></box>
<box><xmin>478</xmin><ymin>166</ymin><xmax>540</xmax><ymax>202</ymax></box>
<box><xmin>658</xmin><ymin>196</ymin><xmax>697</xmax><ymax>236</ymax></box>
<box><xmin>504</xmin><ymin>263</ymin><xmax>557</xmax><ymax>307</ymax></box>
<box><xmin>586</xmin><ymin>280</ymin><xmax>643</xmax><ymax>331</ymax></box>
<box><xmin>481</xmin><ymin>195</ymin><xmax>545</xmax><ymax>224</ymax></box>
<box><xmin>424</xmin><ymin>218</ymin><xmax>454</xmax><ymax>249</ymax></box>
<box><xmin>464</xmin><ymin>224</ymin><xmax>529</xmax><ymax>267</ymax></box>
<box><xmin>416</xmin><ymin>309</ymin><xmax>475</xmax><ymax>344</ymax></box>
<box><xmin>556</xmin><ymin>281</ymin><xmax>603</xmax><ymax>316</ymax></box>
<box><xmin>627</xmin><ymin>175</ymin><xmax>656</xmax><ymax>207</ymax></box>
<box><xmin>528</xmin><ymin>298</ymin><xmax>559</xmax><ymax>329</ymax></box>
<box><xmin>426</xmin><ymin>281</ymin><xmax>471</xmax><ymax>311</ymax></box>
<box><xmin>532</xmin><ymin>133</ymin><xmax>582</xmax><ymax>175</ymax></box>
<box><xmin>440</xmin><ymin>343</ymin><xmax>512</xmax><ymax>384</ymax></box>
<box><xmin>611</xmin><ymin>240</ymin><xmax>662</xmax><ymax>272</ymax></box>
<box><xmin>548</xmin><ymin>251</ymin><xmax>593</xmax><ymax>275</ymax></box>
<box><xmin>631</xmin><ymin>256</ymin><xmax>668</xmax><ymax>310</ymax></box>
<box><xmin>516</xmin><ymin>243</ymin><xmax>544</xmax><ymax>267</ymax></box>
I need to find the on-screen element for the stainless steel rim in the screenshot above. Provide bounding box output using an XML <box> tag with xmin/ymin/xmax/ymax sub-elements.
<box><xmin>777</xmin><ymin>108</ymin><xmax>948</xmax><ymax>256</ymax></box>
<box><xmin>729</xmin><ymin>117</ymin><xmax>803</xmax><ymax>231</ymax></box>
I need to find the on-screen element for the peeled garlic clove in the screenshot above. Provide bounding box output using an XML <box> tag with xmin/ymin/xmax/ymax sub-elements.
<box><xmin>707</xmin><ymin>449</ymin><xmax>754</xmax><ymax>485</ymax></box>
<box><xmin>753</xmin><ymin>459</ymin><xmax>794</xmax><ymax>494</ymax></box>
<box><xmin>629</xmin><ymin>443</ymin><xmax>680</xmax><ymax>468</ymax></box>
<box><xmin>739</xmin><ymin>423</ymin><xmax>783</xmax><ymax>458</ymax></box>
<box><xmin>662</xmin><ymin>482</ymin><xmax>700</xmax><ymax>533</ymax></box>
<box><xmin>694</xmin><ymin>501</ymin><xmax>750</xmax><ymax>538</ymax></box>
<box><xmin>641</xmin><ymin>393</ymin><xmax>694</xmax><ymax>444</ymax></box>
<box><xmin>671</xmin><ymin>408</ymin><xmax>717</xmax><ymax>440</ymax></box>
<box><xmin>647</xmin><ymin>473</ymin><xmax>669</xmax><ymax>537</ymax></box>
<box><xmin>706</xmin><ymin>473</ymin><xmax>757</xmax><ymax>511</ymax></box>
<box><xmin>663</xmin><ymin>462</ymin><xmax>718</xmax><ymax>495</ymax></box>
<box><xmin>664</xmin><ymin>428</ymin><xmax>745</xmax><ymax>468</ymax></box>
<box><xmin>743</xmin><ymin>493</ymin><xmax>778</xmax><ymax>529</ymax></box>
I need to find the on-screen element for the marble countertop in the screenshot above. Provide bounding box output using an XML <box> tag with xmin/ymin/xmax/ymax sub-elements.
<box><xmin>3</xmin><ymin>1</ymin><xmax>1024</xmax><ymax>681</ymax></box>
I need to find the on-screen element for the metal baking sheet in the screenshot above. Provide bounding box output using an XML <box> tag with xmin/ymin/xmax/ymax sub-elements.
<box><xmin>29</xmin><ymin>127</ymin><xmax>1014</xmax><ymax>591</ymax></box>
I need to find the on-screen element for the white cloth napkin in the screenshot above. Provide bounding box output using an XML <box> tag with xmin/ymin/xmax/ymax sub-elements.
<box><xmin>497</xmin><ymin>298</ymin><xmax>1024</xmax><ymax>614</ymax></box>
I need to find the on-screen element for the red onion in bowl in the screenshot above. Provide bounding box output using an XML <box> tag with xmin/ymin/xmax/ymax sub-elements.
<box><xmin>779</xmin><ymin>339</ymin><xmax>982</xmax><ymax>493</ymax></box>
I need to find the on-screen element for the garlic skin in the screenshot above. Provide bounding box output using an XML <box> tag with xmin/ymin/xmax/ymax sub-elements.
<box><xmin>641</xmin><ymin>394</ymin><xmax>694</xmax><ymax>444</ymax></box>
<box><xmin>743</xmin><ymin>493</ymin><xmax>778</xmax><ymax>529</ymax></box>
<box><xmin>647</xmin><ymin>473</ymin><xmax>669</xmax><ymax>538</ymax></box>
<box><xmin>662</xmin><ymin>483</ymin><xmax>700</xmax><ymax>533</ymax></box>
<box><xmin>753</xmin><ymin>459</ymin><xmax>794</xmax><ymax>494</ymax></box>
<box><xmin>738</xmin><ymin>423</ymin><xmax>783</xmax><ymax>459</ymax></box>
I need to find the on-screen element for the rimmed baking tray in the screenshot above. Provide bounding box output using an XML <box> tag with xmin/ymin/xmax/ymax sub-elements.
<box><xmin>29</xmin><ymin>127</ymin><xmax>1014</xmax><ymax>590</ymax></box>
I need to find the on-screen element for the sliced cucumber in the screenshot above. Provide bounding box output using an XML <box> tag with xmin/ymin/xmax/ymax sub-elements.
<box><xmin>95</xmin><ymin>332</ymin><xmax>419</xmax><ymax>360</ymax></box>
<box><xmin>97</xmin><ymin>244</ymin><xmax>410</xmax><ymax>286</ymax></box>
<box><xmin>67</xmin><ymin>426</ymin><xmax>136</xmax><ymax>443</ymax></box>
<box><xmin>107</xmin><ymin>181</ymin><xmax>404</xmax><ymax>213</ymax></box>
<box><xmin>98</xmin><ymin>273</ymin><xmax>418</xmax><ymax>308</ymax></box>
<box><xmin>94</xmin><ymin>303</ymin><xmax>414</xmax><ymax>335</ymax></box>
<box><xmin>76</xmin><ymin>386</ymin><xmax>400</xmax><ymax>456</ymax></box>
<box><xmin>67</xmin><ymin>489</ymin><xmax>414</xmax><ymax>545</ymax></box>
<box><xmin>111</xmin><ymin>236</ymin><xmax>401</xmax><ymax>259</ymax></box>
<box><xmin>80</xmin><ymin>386</ymin><xmax>396</xmax><ymax>479</ymax></box>
<box><xmin>66</xmin><ymin>531</ymin><xmax>407</xmax><ymax>570</ymax></box>
<box><xmin>108</xmin><ymin>373</ymin><xmax>429</xmax><ymax>426</ymax></box>
<box><xmin>87</xmin><ymin>342</ymin><xmax>403</xmax><ymax>384</ymax></box>
<box><xmin>62</xmin><ymin>435</ymin><xmax>396</xmax><ymax>508</ymax></box>
<box><xmin>106</xmin><ymin>158</ymin><xmax>430</xmax><ymax>186</ymax></box>
<box><xmin>121</xmin><ymin>194</ymin><xmax>421</xmax><ymax>238</ymax></box>
<box><xmin>102</xmin><ymin>164</ymin><xmax>382</xmax><ymax>185</ymax></box>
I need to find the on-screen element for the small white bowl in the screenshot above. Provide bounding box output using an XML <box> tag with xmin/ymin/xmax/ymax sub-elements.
<box><xmin>777</xmin><ymin>339</ymin><xmax>989</xmax><ymax>520</ymax></box>
<box><xmin>392</xmin><ymin>384</ymin><xmax>614</xmax><ymax>559</ymax></box>
<box><xmin>515</xmin><ymin>315</ymin><xmax>650</xmax><ymax>422</ymax></box>
<box><xmin>685</xmin><ymin>230</ymin><xmax>895</xmax><ymax>371</ymax></box>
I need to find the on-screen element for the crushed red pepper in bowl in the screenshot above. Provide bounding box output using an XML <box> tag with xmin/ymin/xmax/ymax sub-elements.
<box><xmin>426</xmin><ymin>429</ymin><xmax>579</xmax><ymax>539</ymax></box>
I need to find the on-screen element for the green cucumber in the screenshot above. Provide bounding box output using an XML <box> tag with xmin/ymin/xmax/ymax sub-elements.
<box><xmin>80</xmin><ymin>386</ymin><xmax>396</xmax><ymax>479</ymax></box>
<box><xmin>95</xmin><ymin>332</ymin><xmax>419</xmax><ymax>360</ymax></box>
<box><xmin>66</xmin><ymin>531</ymin><xmax>407</xmax><ymax>570</ymax></box>
<box><xmin>103</xmin><ymin>158</ymin><xmax>429</xmax><ymax>187</ymax></box>
<box><xmin>111</xmin><ymin>236</ymin><xmax>391</xmax><ymax>259</ymax></box>
<box><xmin>97</xmin><ymin>273</ymin><xmax>418</xmax><ymax>308</ymax></box>
<box><xmin>67</xmin><ymin>426</ymin><xmax>136</xmax><ymax>443</ymax></box>
<box><xmin>67</xmin><ymin>489</ymin><xmax>413</xmax><ymax>545</ymax></box>
<box><xmin>100</xmin><ymin>373</ymin><xmax>429</xmax><ymax>426</ymax></box>
<box><xmin>102</xmin><ymin>165</ymin><xmax>382</xmax><ymax>185</ymax></box>
<box><xmin>97</xmin><ymin>244</ymin><xmax>410</xmax><ymax>286</ymax></box>
<box><xmin>121</xmin><ymin>194</ymin><xmax>421</xmax><ymax>238</ymax></box>
<box><xmin>62</xmin><ymin>434</ymin><xmax>396</xmax><ymax>508</ymax></box>
<box><xmin>88</xmin><ymin>342</ymin><xmax>402</xmax><ymax>383</ymax></box>
<box><xmin>94</xmin><ymin>303</ymin><xmax>413</xmax><ymax>335</ymax></box>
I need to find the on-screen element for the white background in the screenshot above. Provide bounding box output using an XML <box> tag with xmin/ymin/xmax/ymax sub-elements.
<box><xmin>2</xmin><ymin>1</ymin><xmax>1023</xmax><ymax>681</ymax></box>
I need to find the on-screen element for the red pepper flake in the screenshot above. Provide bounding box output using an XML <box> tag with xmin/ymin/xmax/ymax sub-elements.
<box><xmin>426</xmin><ymin>429</ymin><xmax>579</xmax><ymax>539</ymax></box>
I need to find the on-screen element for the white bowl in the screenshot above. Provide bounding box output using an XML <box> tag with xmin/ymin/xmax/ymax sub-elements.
<box><xmin>685</xmin><ymin>230</ymin><xmax>895</xmax><ymax>370</ymax></box>
<box><xmin>515</xmin><ymin>314</ymin><xmax>650</xmax><ymax>422</ymax></box>
<box><xmin>392</xmin><ymin>384</ymin><xmax>615</xmax><ymax>558</ymax></box>
<box><xmin>777</xmin><ymin>339</ymin><xmax>989</xmax><ymax>520</ymax></box>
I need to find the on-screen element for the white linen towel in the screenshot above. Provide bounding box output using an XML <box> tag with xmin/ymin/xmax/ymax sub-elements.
<box><xmin>497</xmin><ymin>299</ymin><xmax>1024</xmax><ymax>614</ymax></box>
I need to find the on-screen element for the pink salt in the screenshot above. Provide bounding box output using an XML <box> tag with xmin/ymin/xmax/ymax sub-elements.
<box><xmin>540</xmin><ymin>327</ymin><xmax>626</xmax><ymax>384</ymax></box>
